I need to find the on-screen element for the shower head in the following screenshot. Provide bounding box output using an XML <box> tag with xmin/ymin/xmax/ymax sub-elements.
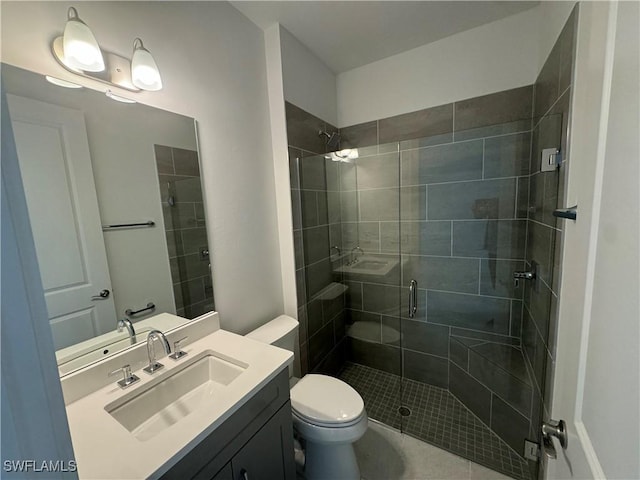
<box><xmin>319</xmin><ymin>130</ymin><xmax>341</xmax><ymax>150</ymax></box>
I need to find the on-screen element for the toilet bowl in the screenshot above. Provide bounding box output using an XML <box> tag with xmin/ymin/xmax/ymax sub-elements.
<box><xmin>246</xmin><ymin>315</ymin><xmax>368</xmax><ymax>480</ymax></box>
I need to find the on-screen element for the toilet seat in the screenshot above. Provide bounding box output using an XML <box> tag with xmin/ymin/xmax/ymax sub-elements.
<box><xmin>290</xmin><ymin>374</ymin><xmax>365</xmax><ymax>427</ymax></box>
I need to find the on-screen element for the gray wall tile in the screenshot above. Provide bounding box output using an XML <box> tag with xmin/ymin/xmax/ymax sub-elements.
<box><xmin>286</xmin><ymin>101</ymin><xmax>329</xmax><ymax>154</ymax></box>
<box><xmin>480</xmin><ymin>259</ymin><xmax>525</xmax><ymax>299</ymax></box>
<box><xmin>356</xmin><ymin>153</ymin><xmax>399</xmax><ymax>189</ymax></box>
<box><xmin>453</xmin><ymin>220</ymin><xmax>526</xmax><ymax>259</ymax></box>
<box><xmin>181</xmin><ymin>227</ymin><xmax>208</xmax><ymax>255</ymax></box>
<box><xmin>360</xmin><ymin>188</ymin><xmax>399</xmax><ymax>221</ymax></box>
<box><xmin>348</xmin><ymin>337</ymin><xmax>401</xmax><ymax>375</ymax></box>
<box><xmin>511</xmin><ymin>300</ymin><xmax>523</xmax><ymax>338</ymax></box>
<box><xmin>301</xmin><ymin>190</ymin><xmax>319</xmax><ymax>227</ymax></box>
<box><xmin>381</xmin><ymin>221</ymin><xmax>451</xmax><ymax>256</ymax></box>
<box><xmin>468</xmin><ymin>350</ymin><xmax>532</xmax><ymax>418</ymax></box>
<box><xmin>173</xmin><ymin>177</ymin><xmax>204</xmax><ymax>203</ymax></box>
<box><xmin>449</xmin><ymin>337</ymin><xmax>469</xmax><ymax>370</ymax></box>
<box><xmin>517</xmin><ymin>177</ymin><xmax>530</xmax><ymax>218</ymax></box>
<box><xmin>345</xmin><ymin>281</ymin><xmax>363</xmax><ymax>310</ymax></box>
<box><xmin>401</xmin><ymin>140</ymin><xmax>483</xmax><ymax>185</ymax></box>
<box><xmin>558</xmin><ymin>8</ymin><xmax>577</xmax><ymax>94</ymax></box>
<box><xmin>401</xmin><ymin>319</ymin><xmax>449</xmax><ymax>357</ymax></box>
<box><xmin>303</xmin><ymin>226</ymin><xmax>330</xmax><ymax>266</ymax></box>
<box><xmin>534</xmin><ymin>40</ymin><xmax>561</xmax><ymax>120</ymax></box>
<box><xmin>379</xmin><ymin>103</ymin><xmax>453</xmax><ymax>144</ymax></box>
<box><xmin>154</xmin><ymin>145</ymin><xmax>174</xmax><ymax>174</ymax></box>
<box><xmin>449</xmin><ymin>362</ymin><xmax>492</xmax><ymax>425</ymax></box>
<box><xmin>172</xmin><ymin>148</ymin><xmax>200</xmax><ymax>176</ymax></box>
<box><xmin>309</xmin><ymin>321</ymin><xmax>334</xmax><ymax>368</ymax></box>
<box><xmin>300</xmin><ymin>155</ymin><xmax>327</xmax><ymax>190</ymax></box>
<box><xmin>342</xmin><ymin>222</ymin><xmax>380</xmax><ymax>252</ymax></box>
<box><xmin>453</xmin><ymin>119</ymin><xmax>531</xmax><ymax>142</ymax></box>
<box><xmin>340</xmin><ymin>191</ymin><xmax>358</xmax><ymax>222</ymax></box>
<box><xmin>428</xmin><ymin>178</ymin><xmax>517</xmax><ymax>220</ymax></box>
<box><xmin>340</xmin><ymin>121</ymin><xmax>378</xmax><ymax>148</ymax></box>
<box><xmin>291</xmin><ymin>188</ymin><xmax>302</xmax><ymax>230</ymax></box>
<box><xmin>490</xmin><ymin>394</ymin><xmax>531</xmax><ymax>455</ymax></box>
<box><xmin>400</xmin><ymin>186</ymin><xmax>427</xmax><ymax>221</ymax></box>
<box><xmin>484</xmin><ymin>132</ymin><xmax>531</xmax><ymax>178</ymax></box>
<box><xmin>306</xmin><ymin>259</ymin><xmax>332</xmax><ymax>299</ymax></box>
<box><xmin>403</xmin><ymin>256</ymin><xmax>480</xmax><ymax>294</ymax></box>
<box><xmin>526</xmin><ymin>221</ymin><xmax>553</xmax><ymax>284</ymax></box>
<box><xmin>307</xmin><ymin>299</ymin><xmax>323</xmax><ymax>337</ymax></box>
<box><xmin>362</xmin><ymin>283</ymin><xmax>402</xmax><ymax>317</ymax></box>
<box><xmin>428</xmin><ymin>291</ymin><xmax>511</xmax><ymax>335</ymax></box>
<box><xmin>454</xmin><ymin>86</ymin><xmax>533</xmax><ymax>132</ymax></box>
<box><xmin>403</xmin><ymin>350</ymin><xmax>449</xmax><ymax>387</ymax></box>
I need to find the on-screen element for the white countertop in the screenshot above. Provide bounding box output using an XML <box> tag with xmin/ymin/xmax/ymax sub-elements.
<box><xmin>65</xmin><ymin>329</ymin><xmax>292</xmax><ymax>479</ymax></box>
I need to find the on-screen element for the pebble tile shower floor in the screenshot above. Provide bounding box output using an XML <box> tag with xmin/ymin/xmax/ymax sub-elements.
<box><xmin>338</xmin><ymin>363</ymin><xmax>531</xmax><ymax>480</ymax></box>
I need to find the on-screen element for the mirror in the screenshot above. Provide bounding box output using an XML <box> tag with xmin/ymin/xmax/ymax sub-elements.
<box><xmin>2</xmin><ymin>64</ymin><xmax>215</xmax><ymax>375</ymax></box>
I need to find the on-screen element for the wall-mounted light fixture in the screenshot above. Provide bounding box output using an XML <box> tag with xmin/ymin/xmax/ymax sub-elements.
<box><xmin>50</xmin><ymin>6</ymin><xmax>162</xmax><ymax>99</ymax></box>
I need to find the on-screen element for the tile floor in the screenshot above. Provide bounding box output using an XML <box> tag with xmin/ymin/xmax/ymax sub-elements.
<box><xmin>355</xmin><ymin>421</ymin><xmax>514</xmax><ymax>480</ymax></box>
<box><xmin>339</xmin><ymin>363</ymin><xmax>531</xmax><ymax>480</ymax></box>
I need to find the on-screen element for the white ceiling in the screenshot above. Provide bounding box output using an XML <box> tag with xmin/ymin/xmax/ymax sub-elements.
<box><xmin>231</xmin><ymin>1</ymin><xmax>539</xmax><ymax>73</ymax></box>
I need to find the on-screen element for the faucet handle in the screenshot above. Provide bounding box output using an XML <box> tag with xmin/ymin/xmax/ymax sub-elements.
<box><xmin>169</xmin><ymin>336</ymin><xmax>189</xmax><ymax>360</ymax></box>
<box><xmin>108</xmin><ymin>364</ymin><xmax>139</xmax><ymax>389</ymax></box>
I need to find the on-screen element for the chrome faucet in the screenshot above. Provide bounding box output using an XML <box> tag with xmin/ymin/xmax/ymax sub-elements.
<box><xmin>117</xmin><ymin>318</ymin><xmax>137</xmax><ymax>344</ymax></box>
<box><xmin>348</xmin><ymin>246</ymin><xmax>364</xmax><ymax>265</ymax></box>
<box><xmin>143</xmin><ymin>330</ymin><xmax>171</xmax><ymax>374</ymax></box>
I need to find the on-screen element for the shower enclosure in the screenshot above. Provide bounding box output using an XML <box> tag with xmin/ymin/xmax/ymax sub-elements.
<box><xmin>286</xmin><ymin>11</ymin><xmax>574</xmax><ymax>479</ymax></box>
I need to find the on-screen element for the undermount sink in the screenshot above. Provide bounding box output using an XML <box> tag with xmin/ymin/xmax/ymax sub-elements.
<box><xmin>105</xmin><ymin>350</ymin><xmax>248</xmax><ymax>441</ymax></box>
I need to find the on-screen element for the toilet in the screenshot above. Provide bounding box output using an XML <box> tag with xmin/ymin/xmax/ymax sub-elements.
<box><xmin>246</xmin><ymin>315</ymin><xmax>368</xmax><ymax>480</ymax></box>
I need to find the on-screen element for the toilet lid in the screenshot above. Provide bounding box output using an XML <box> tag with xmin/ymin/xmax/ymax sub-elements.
<box><xmin>290</xmin><ymin>374</ymin><xmax>364</xmax><ymax>425</ymax></box>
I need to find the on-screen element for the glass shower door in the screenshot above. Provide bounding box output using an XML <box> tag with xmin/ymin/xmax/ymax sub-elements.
<box><xmin>396</xmin><ymin>122</ymin><xmax>552</xmax><ymax>480</ymax></box>
<box><xmin>334</xmin><ymin>142</ymin><xmax>404</xmax><ymax>429</ymax></box>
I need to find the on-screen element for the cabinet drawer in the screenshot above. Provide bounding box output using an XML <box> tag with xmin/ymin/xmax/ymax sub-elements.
<box><xmin>159</xmin><ymin>369</ymin><xmax>290</xmax><ymax>480</ymax></box>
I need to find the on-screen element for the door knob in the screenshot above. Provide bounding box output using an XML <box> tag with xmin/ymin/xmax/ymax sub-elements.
<box><xmin>91</xmin><ymin>289</ymin><xmax>110</xmax><ymax>300</ymax></box>
<box><xmin>541</xmin><ymin>419</ymin><xmax>568</xmax><ymax>459</ymax></box>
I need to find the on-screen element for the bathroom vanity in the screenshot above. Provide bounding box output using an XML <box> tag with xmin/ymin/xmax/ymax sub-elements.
<box><xmin>61</xmin><ymin>314</ymin><xmax>296</xmax><ymax>479</ymax></box>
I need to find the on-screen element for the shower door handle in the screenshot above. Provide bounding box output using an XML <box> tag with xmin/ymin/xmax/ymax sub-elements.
<box><xmin>408</xmin><ymin>279</ymin><xmax>418</xmax><ymax>318</ymax></box>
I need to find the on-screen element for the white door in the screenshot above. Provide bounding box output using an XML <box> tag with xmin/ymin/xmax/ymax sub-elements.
<box><xmin>547</xmin><ymin>2</ymin><xmax>639</xmax><ymax>479</ymax></box>
<box><xmin>7</xmin><ymin>94</ymin><xmax>117</xmax><ymax>349</ymax></box>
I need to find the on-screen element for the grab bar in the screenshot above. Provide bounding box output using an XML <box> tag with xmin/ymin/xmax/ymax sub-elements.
<box><xmin>408</xmin><ymin>279</ymin><xmax>417</xmax><ymax>318</ymax></box>
<box><xmin>102</xmin><ymin>221</ymin><xmax>155</xmax><ymax>231</ymax></box>
<box><xmin>125</xmin><ymin>302</ymin><xmax>156</xmax><ymax>317</ymax></box>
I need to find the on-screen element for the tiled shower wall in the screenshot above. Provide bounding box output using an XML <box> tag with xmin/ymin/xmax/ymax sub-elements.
<box><xmin>155</xmin><ymin>145</ymin><xmax>215</xmax><ymax>319</ymax></box>
<box><xmin>339</xmin><ymin>86</ymin><xmax>537</xmax><ymax>455</ymax></box>
<box><xmin>285</xmin><ymin>103</ymin><xmax>348</xmax><ymax>376</ymax></box>
<box><xmin>524</xmin><ymin>7</ymin><xmax>577</xmax><ymax>478</ymax></box>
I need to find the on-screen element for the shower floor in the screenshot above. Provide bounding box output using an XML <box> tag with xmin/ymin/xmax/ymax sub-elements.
<box><xmin>338</xmin><ymin>362</ymin><xmax>531</xmax><ymax>480</ymax></box>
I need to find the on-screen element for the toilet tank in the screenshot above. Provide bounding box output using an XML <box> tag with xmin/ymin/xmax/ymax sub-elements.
<box><xmin>246</xmin><ymin>315</ymin><xmax>298</xmax><ymax>352</ymax></box>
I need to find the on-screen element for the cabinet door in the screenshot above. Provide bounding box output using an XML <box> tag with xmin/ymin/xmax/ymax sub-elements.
<box><xmin>209</xmin><ymin>463</ymin><xmax>233</xmax><ymax>480</ymax></box>
<box><xmin>231</xmin><ymin>404</ymin><xmax>295</xmax><ymax>480</ymax></box>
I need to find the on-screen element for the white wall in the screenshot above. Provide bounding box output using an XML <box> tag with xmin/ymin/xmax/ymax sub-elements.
<box><xmin>582</xmin><ymin>1</ymin><xmax>639</xmax><ymax>477</ymax></box>
<box><xmin>336</xmin><ymin>2</ymin><xmax>577</xmax><ymax>127</ymax></box>
<box><xmin>1</xmin><ymin>1</ymin><xmax>283</xmax><ymax>334</ymax></box>
<box><xmin>280</xmin><ymin>25</ymin><xmax>337</xmax><ymax>126</ymax></box>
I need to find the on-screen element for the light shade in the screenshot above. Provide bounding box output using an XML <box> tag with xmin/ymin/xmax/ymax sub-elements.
<box><xmin>45</xmin><ymin>76</ymin><xmax>83</xmax><ymax>89</ymax></box>
<box><xmin>62</xmin><ymin>7</ymin><xmax>104</xmax><ymax>72</ymax></box>
<box><xmin>131</xmin><ymin>38</ymin><xmax>162</xmax><ymax>91</ymax></box>
<box><xmin>105</xmin><ymin>90</ymin><xmax>136</xmax><ymax>104</ymax></box>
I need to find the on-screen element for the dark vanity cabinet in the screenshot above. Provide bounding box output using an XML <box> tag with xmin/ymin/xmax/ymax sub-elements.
<box><xmin>159</xmin><ymin>369</ymin><xmax>296</xmax><ymax>480</ymax></box>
